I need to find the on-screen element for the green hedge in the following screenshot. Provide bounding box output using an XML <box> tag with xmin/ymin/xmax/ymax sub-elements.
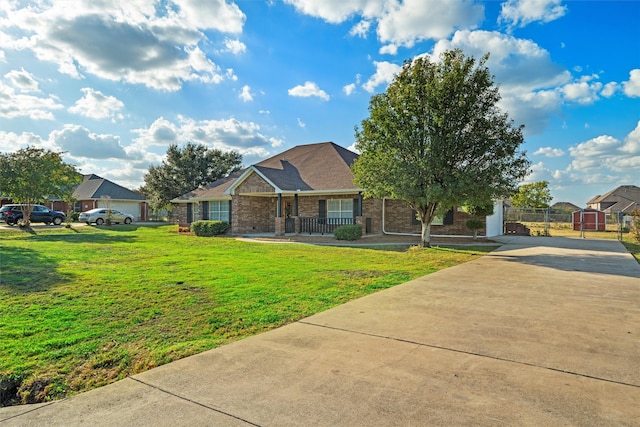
<box><xmin>334</xmin><ymin>224</ymin><xmax>362</xmax><ymax>241</ymax></box>
<box><xmin>190</xmin><ymin>220</ymin><xmax>230</xmax><ymax>237</ymax></box>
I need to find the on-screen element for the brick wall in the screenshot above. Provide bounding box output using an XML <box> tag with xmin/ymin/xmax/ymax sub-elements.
<box><xmin>232</xmin><ymin>195</ymin><xmax>276</xmax><ymax>234</ymax></box>
<box><xmin>235</xmin><ymin>173</ymin><xmax>275</xmax><ymax>193</ymax></box>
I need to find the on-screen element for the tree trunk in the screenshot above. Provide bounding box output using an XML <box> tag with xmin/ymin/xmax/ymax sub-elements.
<box><xmin>420</xmin><ymin>220</ymin><xmax>431</xmax><ymax>248</ymax></box>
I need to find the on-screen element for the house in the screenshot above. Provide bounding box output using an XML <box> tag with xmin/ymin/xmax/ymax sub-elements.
<box><xmin>587</xmin><ymin>185</ymin><xmax>640</xmax><ymax>215</ymax></box>
<box><xmin>71</xmin><ymin>174</ymin><xmax>148</xmax><ymax>220</ymax></box>
<box><xmin>2</xmin><ymin>174</ymin><xmax>149</xmax><ymax>221</ymax></box>
<box><xmin>550</xmin><ymin>202</ymin><xmax>581</xmax><ymax>212</ymax></box>
<box><xmin>172</xmin><ymin>142</ymin><xmax>503</xmax><ymax>237</ymax></box>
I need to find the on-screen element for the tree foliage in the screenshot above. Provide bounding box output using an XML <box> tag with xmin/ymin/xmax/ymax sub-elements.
<box><xmin>141</xmin><ymin>142</ymin><xmax>242</xmax><ymax>211</ymax></box>
<box><xmin>0</xmin><ymin>147</ymin><xmax>81</xmax><ymax>226</ymax></box>
<box><xmin>352</xmin><ymin>49</ymin><xmax>530</xmax><ymax>247</ymax></box>
<box><xmin>511</xmin><ymin>181</ymin><xmax>552</xmax><ymax>208</ymax></box>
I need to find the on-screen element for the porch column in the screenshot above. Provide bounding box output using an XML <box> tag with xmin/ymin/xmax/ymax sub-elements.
<box><xmin>276</xmin><ymin>193</ymin><xmax>282</xmax><ymax>217</ymax></box>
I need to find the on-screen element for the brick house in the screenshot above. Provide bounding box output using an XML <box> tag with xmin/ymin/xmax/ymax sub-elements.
<box><xmin>172</xmin><ymin>142</ymin><xmax>502</xmax><ymax>237</ymax></box>
<box><xmin>587</xmin><ymin>185</ymin><xmax>640</xmax><ymax>215</ymax></box>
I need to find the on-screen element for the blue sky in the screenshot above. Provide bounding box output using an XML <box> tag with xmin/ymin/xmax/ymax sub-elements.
<box><xmin>1</xmin><ymin>0</ymin><xmax>638</xmax><ymax>207</ymax></box>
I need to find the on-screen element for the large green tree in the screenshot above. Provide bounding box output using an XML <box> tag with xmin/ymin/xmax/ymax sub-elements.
<box><xmin>352</xmin><ymin>49</ymin><xmax>530</xmax><ymax>247</ymax></box>
<box><xmin>141</xmin><ymin>142</ymin><xmax>242</xmax><ymax>211</ymax></box>
<box><xmin>511</xmin><ymin>181</ymin><xmax>552</xmax><ymax>208</ymax></box>
<box><xmin>0</xmin><ymin>147</ymin><xmax>81</xmax><ymax>226</ymax></box>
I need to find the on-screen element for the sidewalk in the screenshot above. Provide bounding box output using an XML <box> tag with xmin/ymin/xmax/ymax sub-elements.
<box><xmin>2</xmin><ymin>236</ymin><xmax>639</xmax><ymax>426</ymax></box>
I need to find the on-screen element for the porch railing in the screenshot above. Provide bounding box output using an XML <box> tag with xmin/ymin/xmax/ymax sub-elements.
<box><xmin>299</xmin><ymin>217</ymin><xmax>354</xmax><ymax>234</ymax></box>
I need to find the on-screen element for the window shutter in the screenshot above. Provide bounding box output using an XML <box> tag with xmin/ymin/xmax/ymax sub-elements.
<box><xmin>186</xmin><ymin>203</ymin><xmax>192</xmax><ymax>224</ymax></box>
<box><xmin>353</xmin><ymin>198</ymin><xmax>360</xmax><ymax>218</ymax></box>
<box><xmin>228</xmin><ymin>200</ymin><xmax>232</xmax><ymax>223</ymax></box>
<box><xmin>202</xmin><ymin>201</ymin><xmax>209</xmax><ymax>220</ymax></box>
<box><xmin>411</xmin><ymin>210</ymin><xmax>420</xmax><ymax>225</ymax></box>
<box><xmin>443</xmin><ymin>208</ymin><xmax>454</xmax><ymax>225</ymax></box>
<box><xmin>318</xmin><ymin>200</ymin><xmax>326</xmax><ymax>220</ymax></box>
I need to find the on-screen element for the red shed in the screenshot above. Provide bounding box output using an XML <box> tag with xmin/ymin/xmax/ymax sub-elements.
<box><xmin>573</xmin><ymin>208</ymin><xmax>606</xmax><ymax>231</ymax></box>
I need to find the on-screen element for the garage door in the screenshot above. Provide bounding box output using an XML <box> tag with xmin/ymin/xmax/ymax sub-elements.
<box><xmin>96</xmin><ymin>201</ymin><xmax>140</xmax><ymax>220</ymax></box>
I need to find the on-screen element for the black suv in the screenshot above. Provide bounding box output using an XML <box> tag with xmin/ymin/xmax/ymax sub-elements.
<box><xmin>0</xmin><ymin>204</ymin><xmax>66</xmax><ymax>226</ymax></box>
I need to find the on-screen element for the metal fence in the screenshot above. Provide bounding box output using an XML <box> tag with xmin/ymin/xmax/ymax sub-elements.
<box><xmin>299</xmin><ymin>217</ymin><xmax>354</xmax><ymax>234</ymax></box>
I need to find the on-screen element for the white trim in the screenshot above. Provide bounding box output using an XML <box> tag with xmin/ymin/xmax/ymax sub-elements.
<box><xmin>225</xmin><ymin>166</ymin><xmax>281</xmax><ymax>195</ymax></box>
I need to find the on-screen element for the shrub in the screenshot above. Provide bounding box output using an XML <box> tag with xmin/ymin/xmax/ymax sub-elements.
<box><xmin>190</xmin><ymin>220</ymin><xmax>230</xmax><ymax>237</ymax></box>
<box><xmin>465</xmin><ymin>218</ymin><xmax>484</xmax><ymax>239</ymax></box>
<box><xmin>334</xmin><ymin>224</ymin><xmax>362</xmax><ymax>241</ymax></box>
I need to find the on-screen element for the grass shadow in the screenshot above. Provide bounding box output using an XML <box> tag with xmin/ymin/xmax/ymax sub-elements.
<box><xmin>0</xmin><ymin>247</ymin><xmax>71</xmax><ymax>293</ymax></box>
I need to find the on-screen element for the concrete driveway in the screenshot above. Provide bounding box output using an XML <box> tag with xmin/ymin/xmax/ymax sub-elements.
<box><xmin>2</xmin><ymin>236</ymin><xmax>639</xmax><ymax>426</ymax></box>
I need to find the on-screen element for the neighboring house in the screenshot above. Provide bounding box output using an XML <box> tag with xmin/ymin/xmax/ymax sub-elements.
<box><xmin>550</xmin><ymin>202</ymin><xmax>581</xmax><ymax>212</ymax></box>
<box><xmin>1</xmin><ymin>174</ymin><xmax>148</xmax><ymax>221</ymax></box>
<box><xmin>172</xmin><ymin>142</ymin><xmax>503</xmax><ymax>237</ymax></box>
<box><xmin>587</xmin><ymin>185</ymin><xmax>640</xmax><ymax>215</ymax></box>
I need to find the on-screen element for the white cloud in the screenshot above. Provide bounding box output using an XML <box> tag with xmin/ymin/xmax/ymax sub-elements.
<box><xmin>68</xmin><ymin>88</ymin><xmax>125</xmax><ymax>121</ymax></box>
<box><xmin>283</xmin><ymin>0</ymin><xmax>385</xmax><ymax>24</ymax></box>
<box><xmin>560</xmin><ymin>80</ymin><xmax>602</xmax><ymax>104</ymax></box>
<box><xmin>499</xmin><ymin>0</ymin><xmax>567</xmax><ymax>29</ymax></box>
<box><xmin>623</xmin><ymin>69</ymin><xmax>640</xmax><ymax>97</ymax></box>
<box><xmin>362</xmin><ymin>61</ymin><xmax>402</xmax><ymax>93</ymax></box>
<box><xmin>568</xmin><ymin>122</ymin><xmax>640</xmax><ymax>174</ymax></box>
<box><xmin>239</xmin><ymin>85</ymin><xmax>253</xmax><ymax>102</ymax></box>
<box><xmin>1</xmin><ymin>0</ymin><xmax>244</xmax><ymax>92</ymax></box>
<box><xmin>297</xmin><ymin>118</ymin><xmax>306</xmax><ymax>128</ymax></box>
<box><xmin>377</xmin><ymin>0</ymin><xmax>483</xmax><ymax>48</ymax></box>
<box><xmin>285</xmin><ymin>0</ymin><xmax>482</xmax><ymax>51</ymax></box>
<box><xmin>0</xmin><ymin>81</ymin><xmax>63</xmax><ymax>120</ymax></box>
<box><xmin>50</xmin><ymin>124</ymin><xmax>128</xmax><ymax>159</ymax></box>
<box><xmin>288</xmin><ymin>81</ymin><xmax>330</xmax><ymax>101</ymax></box>
<box><xmin>379</xmin><ymin>44</ymin><xmax>398</xmax><ymax>55</ymax></box>
<box><xmin>349</xmin><ymin>20</ymin><xmax>371</xmax><ymax>38</ymax></box>
<box><xmin>4</xmin><ymin>68</ymin><xmax>40</xmax><ymax>92</ymax></box>
<box><xmin>343</xmin><ymin>83</ymin><xmax>357</xmax><ymax>96</ymax></box>
<box><xmin>534</xmin><ymin>147</ymin><xmax>564</xmax><ymax>157</ymax></box>
<box><xmin>601</xmin><ymin>82</ymin><xmax>618</xmax><ymax>98</ymax></box>
<box><xmin>223</xmin><ymin>38</ymin><xmax>247</xmax><ymax>55</ymax></box>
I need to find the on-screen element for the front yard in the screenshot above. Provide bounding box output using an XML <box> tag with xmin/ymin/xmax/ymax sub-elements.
<box><xmin>0</xmin><ymin>225</ymin><xmax>495</xmax><ymax>406</ymax></box>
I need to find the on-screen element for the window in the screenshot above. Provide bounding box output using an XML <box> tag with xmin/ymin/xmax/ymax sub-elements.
<box><xmin>191</xmin><ymin>203</ymin><xmax>199</xmax><ymax>222</ymax></box>
<box><xmin>208</xmin><ymin>201</ymin><xmax>229</xmax><ymax>222</ymax></box>
<box><xmin>327</xmin><ymin>199</ymin><xmax>353</xmax><ymax>219</ymax></box>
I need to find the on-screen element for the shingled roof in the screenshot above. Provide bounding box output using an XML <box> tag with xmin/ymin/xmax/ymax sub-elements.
<box><xmin>171</xmin><ymin>170</ymin><xmax>244</xmax><ymax>202</ymax></box>
<box><xmin>73</xmin><ymin>174</ymin><xmax>146</xmax><ymax>201</ymax></box>
<box><xmin>229</xmin><ymin>142</ymin><xmax>359</xmax><ymax>194</ymax></box>
<box><xmin>587</xmin><ymin>185</ymin><xmax>640</xmax><ymax>214</ymax></box>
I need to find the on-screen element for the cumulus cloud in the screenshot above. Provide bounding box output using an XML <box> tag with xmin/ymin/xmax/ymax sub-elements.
<box><xmin>1</xmin><ymin>0</ymin><xmax>245</xmax><ymax>91</ymax></box>
<box><xmin>499</xmin><ymin>0</ymin><xmax>567</xmax><ymax>29</ymax></box>
<box><xmin>50</xmin><ymin>124</ymin><xmax>128</xmax><ymax>159</ymax></box>
<box><xmin>601</xmin><ymin>82</ymin><xmax>618</xmax><ymax>98</ymax></box>
<box><xmin>362</xmin><ymin>61</ymin><xmax>402</xmax><ymax>93</ymax></box>
<box><xmin>568</xmin><ymin>121</ymin><xmax>640</xmax><ymax>174</ymax></box>
<box><xmin>239</xmin><ymin>85</ymin><xmax>253</xmax><ymax>102</ymax></box>
<box><xmin>285</xmin><ymin>0</ymin><xmax>483</xmax><ymax>51</ymax></box>
<box><xmin>343</xmin><ymin>83</ymin><xmax>357</xmax><ymax>95</ymax></box>
<box><xmin>0</xmin><ymin>81</ymin><xmax>63</xmax><ymax>120</ymax></box>
<box><xmin>68</xmin><ymin>88</ymin><xmax>125</xmax><ymax>121</ymax></box>
<box><xmin>288</xmin><ymin>81</ymin><xmax>330</xmax><ymax>101</ymax></box>
<box><xmin>377</xmin><ymin>0</ymin><xmax>483</xmax><ymax>48</ymax></box>
<box><xmin>4</xmin><ymin>68</ymin><xmax>40</xmax><ymax>92</ymax></box>
<box><xmin>223</xmin><ymin>38</ymin><xmax>247</xmax><ymax>54</ymax></box>
<box><xmin>534</xmin><ymin>147</ymin><xmax>564</xmax><ymax>157</ymax></box>
<box><xmin>560</xmin><ymin>77</ymin><xmax>602</xmax><ymax>105</ymax></box>
<box><xmin>623</xmin><ymin>69</ymin><xmax>640</xmax><ymax>97</ymax></box>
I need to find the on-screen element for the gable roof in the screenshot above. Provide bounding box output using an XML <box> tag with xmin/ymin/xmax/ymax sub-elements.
<box><xmin>228</xmin><ymin>142</ymin><xmax>359</xmax><ymax>194</ymax></box>
<box><xmin>550</xmin><ymin>201</ymin><xmax>582</xmax><ymax>211</ymax></box>
<box><xmin>587</xmin><ymin>185</ymin><xmax>640</xmax><ymax>213</ymax></box>
<box><xmin>170</xmin><ymin>170</ymin><xmax>244</xmax><ymax>202</ymax></box>
<box><xmin>73</xmin><ymin>174</ymin><xmax>146</xmax><ymax>201</ymax></box>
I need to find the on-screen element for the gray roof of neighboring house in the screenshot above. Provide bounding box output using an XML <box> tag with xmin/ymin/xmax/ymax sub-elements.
<box><xmin>550</xmin><ymin>202</ymin><xmax>582</xmax><ymax>211</ymax></box>
<box><xmin>73</xmin><ymin>174</ymin><xmax>146</xmax><ymax>201</ymax></box>
<box><xmin>171</xmin><ymin>170</ymin><xmax>244</xmax><ymax>202</ymax></box>
<box><xmin>587</xmin><ymin>185</ymin><xmax>640</xmax><ymax>213</ymax></box>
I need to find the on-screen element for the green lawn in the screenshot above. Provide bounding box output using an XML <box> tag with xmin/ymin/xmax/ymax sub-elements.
<box><xmin>0</xmin><ymin>225</ymin><xmax>495</xmax><ymax>405</ymax></box>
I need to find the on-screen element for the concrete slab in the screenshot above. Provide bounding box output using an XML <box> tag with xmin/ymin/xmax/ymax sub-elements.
<box><xmin>2</xmin><ymin>236</ymin><xmax>639</xmax><ymax>426</ymax></box>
